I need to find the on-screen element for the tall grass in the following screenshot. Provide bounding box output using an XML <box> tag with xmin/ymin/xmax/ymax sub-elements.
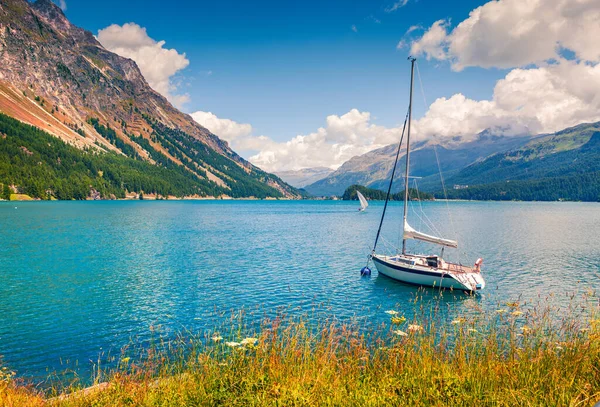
<box><xmin>1</xmin><ymin>293</ymin><xmax>599</xmax><ymax>406</ymax></box>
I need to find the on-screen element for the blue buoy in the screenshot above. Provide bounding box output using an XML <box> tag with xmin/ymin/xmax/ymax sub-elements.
<box><xmin>360</xmin><ymin>266</ymin><xmax>371</xmax><ymax>276</ymax></box>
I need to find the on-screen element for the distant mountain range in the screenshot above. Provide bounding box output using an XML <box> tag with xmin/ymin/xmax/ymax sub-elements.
<box><xmin>303</xmin><ymin>122</ymin><xmax>600</xmax><ymax>202</ymax></box>
<box><xmin>274</xmin><ymin>167</ymin><xmax>333</xmax><ymax>188</ymax></box>
<box><xmin>0</xmin><ymin>0</ymin><xmax>297</xmax><ymax>199</ymax></box>
<box><xmin>304</xmin><ymin>131</ymin><xmax>531</xmax><ymax>196</ymax></box>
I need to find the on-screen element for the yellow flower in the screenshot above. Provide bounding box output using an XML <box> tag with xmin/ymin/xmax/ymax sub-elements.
<box><xmin>211</xmin><ymin>335</ymin><xmax>223</xmax><ymax>342</ymax></box>
<box><xmin>121</xmin><ymin>357</ymin><xmax>131</xmax><ymax>364</ymax></box>
<box><xmin>505</xmin><ymin>302</ymin><xmax>519</xmax><ymax>308</ymax></box>
<box><xmin>520</xmin><ymin>326</ymin><xmax>532</xmax><ymax>335</ymax></box>
<box><xmin>391</xmin><ymin>316</ymin><xmax>406</xmax><ymax>325</ymax></box>
<box><xmin>511</xmin><ymin>310</ymin><xmax>523</xmax><ymax>316</ymax></box>
<box><xmin>385</xmin><ymin>310</ymin><xmax>399</xmax><ymax>316</ymax></box>
<box><xmin>496</xmin><ymin>309</ymin><xmax>507</xmax><ymax>314</ymax></box>
<box><xmin>393</xmin><ymin>330</ymin><xmax>408</xmax><ymax>337</ymax></box>
<box><xmin>452</xmin><ymin>318</ymin><xmax>466</xmax><ymax>325</ymax></box>
<box><xmin>468</xmin><ymin>328</ymin><xmax>478</xmax><ymax>334</ymax></box>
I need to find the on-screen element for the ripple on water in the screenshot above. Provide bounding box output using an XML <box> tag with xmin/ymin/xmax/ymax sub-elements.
<box><xmin>0</xmin><ymin>200</ymin><xmax>598</xmax><ymax>381</ymax></box>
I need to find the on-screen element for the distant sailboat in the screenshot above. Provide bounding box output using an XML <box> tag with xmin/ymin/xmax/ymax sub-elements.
<box><xmin>357</xmin><ymin>190</ymin><xmax>368</xmax><ymax>212</ymax></box>
<box><xmin>365</xmin><ymin>57</ymin><xmax>486</xmax><ymax>292</ymax></box>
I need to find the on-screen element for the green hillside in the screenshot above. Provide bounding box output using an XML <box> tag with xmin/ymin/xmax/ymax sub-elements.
<box><xmin>443</xmin><ymin>122</ymin><xmax>600</xmax><ymax>201</ymax></box>
<box><xmin>342</xmin><ymin>184</ymin><xmax>433</xmax><ymax>201</ymax></box>
<box><xmin>0</xmin><ymin>113</ymin><xmax>290</xmax><ymax>200</ymax></box>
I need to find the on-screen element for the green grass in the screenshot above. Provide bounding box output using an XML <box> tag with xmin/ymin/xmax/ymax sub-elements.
<box><xmin>1</xmin><ymin>294</ymin><xmax>599</xmax><ymax>406</ymax></box>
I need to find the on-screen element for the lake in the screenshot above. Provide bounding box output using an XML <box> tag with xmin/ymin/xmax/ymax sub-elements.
<box><xmin>0</xmin><ymin>200</ymin><xmax>598</xmax><ymax>382</ymax></box>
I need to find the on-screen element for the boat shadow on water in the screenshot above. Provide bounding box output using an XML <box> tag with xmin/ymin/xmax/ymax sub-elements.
<box><xmin>369</xmin><ymin>271</ymin><xmax>484</xmax><ymax>304</ymax></box>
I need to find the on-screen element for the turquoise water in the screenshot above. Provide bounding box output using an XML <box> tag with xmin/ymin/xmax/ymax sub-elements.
<box><xmin>0</xmin><ymin>200</ymin><xmax>599</xmax><ymax>382</ymax></box>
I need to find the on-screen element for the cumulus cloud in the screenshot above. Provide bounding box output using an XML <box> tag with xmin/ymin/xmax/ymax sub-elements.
<box><xmin>410</xmin><ymin>0</ymin><xmax>600</xmax><ymax>70</ymax></box>
<box><xmin>190</xmin><ymin>111</ymin><xmax>253</xmax><ymax>142</ymax></box>
<box><xmin>247</xmin><ymin>109</ymin><xmax>404</xmax><ymax>172</ymax></box>
<box><xmin>191</xmin><ymin>109</ymin><xmax>405</xmax><ymax>172</ymax></box>
<box><xmin>235</xmin><ymin>60</ymin><xmax>600</xmax><ymax>172</ymax></box>
<box><xmin>97</xmin><ymin>23</ymin><xmax>190</xmax><ymax>107</ymax></box>
<box><xmin>412</xmin><ymin>62</ymin><xmax>600</xmax><ymax>142</ymax></box>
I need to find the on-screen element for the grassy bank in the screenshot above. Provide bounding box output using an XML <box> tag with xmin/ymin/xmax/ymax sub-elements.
<box><xmin>1</xmin><ymin>297</ymin><xmax>599</xmax><ymax>406</ymax></box>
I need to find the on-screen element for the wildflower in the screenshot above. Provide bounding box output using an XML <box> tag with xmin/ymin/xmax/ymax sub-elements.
<box><xmin>555</xmin><ymin>346</ymin><xmax>563</xmax><ymax>351</ymax></box>
<box><xmin>225</xmin><ymin>341</ymin><xmax>241</xmax><ymax>348</ymax></box>
<box><xmin>521</xmin><ymin>326</ymin><xmax>532</xmax><ymax>335</ymax></box>
<box><xmin>505</xmin><ymin>301</ymin><xmax>519</xmax><ymax>308</ymax></box>
<box><xmin>393</xmin><ymin>330</ymin><xmax>408</xmax><ymax>337</ymax></box>
<box><xmin>211</xmin><ymin>335</ymin><xmax>223</xmax><ymax>342</ymax></box>
<box><xmin>452</xmin><ymin>318</ymin><xmax>465</xmax><ymax>325</ymax></box>
<box><xmin>385</xmin><ymin>310</ymin><xmax>399</xmax><ymax>316</ymax></box>
<box><xmin>121</xmin><ymin>357</ymin><xmax>130</xmax><ymax>364</ymax></box>
<box><xmin>391</xmin><ymin>316</ymin><xmax>406</xmax><ymax>325</ymax></box>
<box><xmin>496</xmin><ymin>309</ymin><xmax>507</xmax><ymax>314</ymax></box>
<box><xmin>468</xmin><ymin>328</ymin><xmax>478</xmax><ymax>334</ymax></box>
<box><xmin>408</xmin><ymin>324</ymin><xmax>423</xmax><ymax>333</ymax></box>
<box><xmin>241</xmin><ymin>337</ymin><xmax>258</xmax><ymax>346</ymax></box>
<box><xmin>511</xmin><ymin>310</ymin><xmax>523</xmax><ymax>316</ymax></box>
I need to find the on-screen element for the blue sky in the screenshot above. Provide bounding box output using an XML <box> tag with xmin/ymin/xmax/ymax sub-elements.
<box><xmin>55</xmin><ymin>0</ymin><xmax>600</xmax><ymax>172</ymax></box>
<box><xmin>63</xmin><ymin>0</ymin><xmax>501</xmax><ymax>137</ymax></box>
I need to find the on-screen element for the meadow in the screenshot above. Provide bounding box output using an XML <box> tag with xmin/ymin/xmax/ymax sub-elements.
<box><xmin>2</xmin><ymin>292</ymin><xmax>598</xmax><ymax>406</ymax></box>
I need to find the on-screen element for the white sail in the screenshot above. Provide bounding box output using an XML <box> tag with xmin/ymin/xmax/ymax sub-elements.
<box><xmin>357</xmin><ymin>191</ymin><xmax>369</xmax><ymax>211</ymax></box>
<box><xmin>403</xmin><ymin>221</ymin><xmax>458</xmax><ymax>248</ymax></box>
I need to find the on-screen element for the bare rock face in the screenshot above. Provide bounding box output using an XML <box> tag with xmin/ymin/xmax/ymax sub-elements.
<box><xmin>0</xmin><ymin>0</ymin><xmax>298</xmax><ymax>198</ymax></box>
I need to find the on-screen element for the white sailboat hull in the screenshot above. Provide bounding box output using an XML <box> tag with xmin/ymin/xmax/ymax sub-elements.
<box><xmin>372</xmin><ymin>254</ymin><xmax>485</xmax><ymax>292</ymax></box>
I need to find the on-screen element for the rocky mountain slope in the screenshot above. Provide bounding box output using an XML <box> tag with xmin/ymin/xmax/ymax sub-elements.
<box><xmin>0</xmin><ymin>0</ymin><xmax>298</xmax><ymax>199</ymax></box>
<box><xmin>304</xmin><ymin>132</ymin><xmax>531</xmax><ymax>196</ymax></box>
<box><xmin>274</xmin><ymin>167</ymin><xmax>333</xmax><ymax>188</ymax></box>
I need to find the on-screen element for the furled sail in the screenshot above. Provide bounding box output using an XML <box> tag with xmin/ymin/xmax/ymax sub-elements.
<box><xmin>357</xmin><ymin>191</ymin><xmax>369</xmax><ymax>211</ymax></box>
<box><xmin>403</xmin><ymin>221</ymin><xmax>458</xmax><ymax>248</ymax></box>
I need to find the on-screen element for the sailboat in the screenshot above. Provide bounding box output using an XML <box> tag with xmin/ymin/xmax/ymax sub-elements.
<box><xmin>357</xmin><ymin>190</ymin><xmax>369</xmax><ymax>212</ymax></box>
<box><xmin>367</xmin><ymin>57</ymin><xmax>486</xmax><ymax>292</ymax></box>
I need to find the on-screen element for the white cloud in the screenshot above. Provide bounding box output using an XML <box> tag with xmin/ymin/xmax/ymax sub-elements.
<box><xmin>404</xmin><ymin>0</ymin><xmax>600</xmax><ymax>142</ymax></box>
<box><xmin>413</xmin><ymin>60</ymin><xmax>600</xmax><ymax>141</ymax></box>
<box><xmin>410</xmin><ymin>0</ymin><xmax>600</xmax><ymax>71</ymax></box>
<box><xmin>385</xmin><ymin>0</ymin><xmax>409</xmax><ymax>13</ymax></box>
<box><xmin>247</xmin><ymin>109</ymin><xmax>404</xmax><ymax>172</ymax></box>
<box><xmin>190</xmin><ymin>111</ymin><xmax>253</xmax><ymax>142</ymax></box>
<box><xmin>351</xmin><ymin>25</ymin><xmax>358</xmax><ymax>33</ymax></box>
<box><xmin>225</xmin><ymin>59</ymin><xmax>600</xmax><ymax>172</ymax></box>
<box><xmin>97</xmin><ymin>23</ymin><xmax>190</xmax><ymax>107</ymax></box>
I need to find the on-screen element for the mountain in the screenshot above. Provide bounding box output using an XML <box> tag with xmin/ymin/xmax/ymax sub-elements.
<box><xmin>274</xmin><ymin>167</ymin><xmax>333</xmax><ymax>188</ymax></box>
<box><xmin>443</xmin><ymin>122</ymin><xmax>600</xmax><ymax>201</ymax></box>
<box><xmin>0</xmin><ymin>0</ymin><xmax>298</xmax><ymax>199</ymax></box>
<box><xmin>304</xmin><ymin>132</ymin><xmax>531</xmax><ymax>196</ymax></box>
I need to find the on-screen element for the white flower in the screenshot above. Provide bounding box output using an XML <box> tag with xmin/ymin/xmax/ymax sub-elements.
<box><xmin>408</xmin><ymin>324</ymin><xmax>423</xmax><ymax>333</ymax></box>
<box><xmin>385</xmin><ymin>310</ymin><xmax>399</xmax><ymax>315</ymax></box>
<box><xmin>241</xmin><ymin>337</ymin><xmax>258</xmax><ymax>346</ymax></box>
<box><xmin>393</xmin><ymin>330</ymin><xmax>408</xmax><ymax>337</ymax></box>
<box><xmin>211</xmin><ymin>335</ymin><xmax>223</xmax><ymax>342</ymax></box>
<box><xmin>225</xmin><ymin>341</ymin><xmax>241</xmax><ymax>347</ymax></box>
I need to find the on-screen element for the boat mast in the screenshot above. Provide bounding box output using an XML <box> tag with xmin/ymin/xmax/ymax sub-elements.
<box><xmin>402</xmin><ymin>57</ymin><xmax>416</xmax><ymax>255</ymax></box>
